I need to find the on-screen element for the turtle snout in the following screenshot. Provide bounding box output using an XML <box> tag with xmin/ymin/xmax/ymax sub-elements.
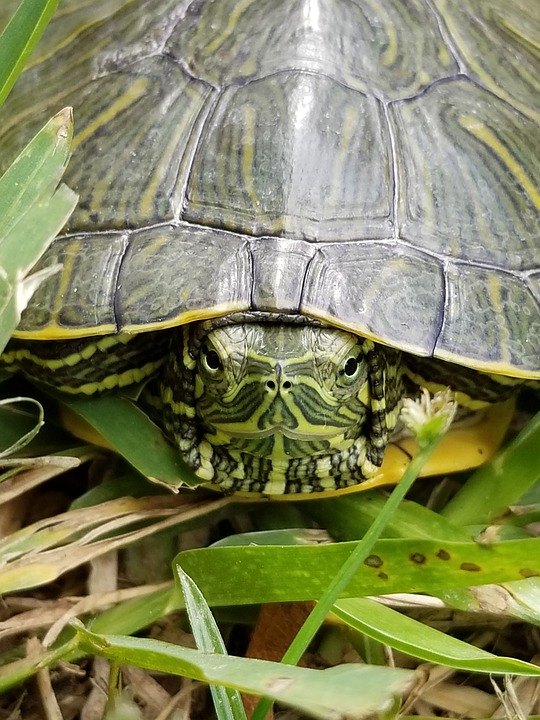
<box><xmin>264</xmin><ymin>363</ymin><xmax>293</xmax><ymax>393</ymax></box>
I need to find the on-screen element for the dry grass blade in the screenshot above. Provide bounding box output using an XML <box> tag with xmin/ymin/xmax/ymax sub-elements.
<box><xmin>0</xmin><ymin>458</ymin><xmax>81</xmax><ymax>505</ymax></box>
<box><xmin>0</xmin><ymin>583</ymin><xmax>171</xmax><ymax>642</ymax></box>
<box><xmin>0</xmin><ymin>494</ymin><xmax>237</xmax><ymax>593</ymax></box>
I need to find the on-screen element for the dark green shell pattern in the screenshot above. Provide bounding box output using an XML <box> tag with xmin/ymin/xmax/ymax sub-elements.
<box><xmin>0</xmin><ymin>0</ymin><xmax>539</xmax><ymax>378</ymax></box>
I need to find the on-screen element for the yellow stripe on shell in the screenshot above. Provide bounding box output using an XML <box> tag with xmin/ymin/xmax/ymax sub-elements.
<box><xmin>202</xmin><ymin>0</ymin><xmax>253</xmax><ymax>56</ymax></box>
<box><xmin>241</xmin><ymin>104</ymin><xmax>259</xmax><ymax>207</ymax></box>
<box><xmin>460</xmin><ymin>116</ymin><xmax>540</xmax><ymax>212</ymax></box>
<box><xmin>13</xmin><ymin>323</ymin><xmax>118</xmax><ymax>340</ymax></box>
<box><xmin>71</xmin><ymin>77</ymin><xmax>149</xmax><ymax>151</ymax></box>
<box><xmin>377</xmin><ymin>3</ymin><xmax>398</xmax><ymax>67</ymax></box>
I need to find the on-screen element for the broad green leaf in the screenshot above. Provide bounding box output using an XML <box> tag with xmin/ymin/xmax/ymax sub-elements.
<box><xmin>303</xmin><ymin>492</ymin><xmax>471</xmax><ymax>543</ymax></box>
<box><xmin>333</xmin><ymin>597</ymin><xmax>540</xmax><ymax>676</ymax></box>
<box><xmin>56</xmin><ymin>394</ymin><xmax>199</xmax><ymax>489</ymax></box>
<box><xmin>0</xmin><ymin>108</ymin><xmax>73</xmax><ymax>257</ymax></box>
<box><xmin>176</xmin><ymin>537</ymin><xmax>540</xmax><ymax>606</ymax></box>
<box><xmin>0</xmin><ymin>108</ymin><xmax>77</xmax><ymax>351</ymax></box>
<box><xmin>72</xmin><ymin>622</ymin><xmax>414</xmax><ymax>720</ymax></box>
<box><xmin>0</xmin><ymin>0</ymin><xmax>62</xmax><ymax>107</ymax></box>
<box><xmin>177</xmin><ymin>566</ymin><xmax>247</xmax><ymax>720</ymax></box>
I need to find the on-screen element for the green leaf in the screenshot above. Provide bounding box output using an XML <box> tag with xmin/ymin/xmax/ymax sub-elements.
<box><xmin>176</xmin><ymin>537</ymin><xmax>540</xmax><ymax>606</ymax></box>
<box><xmin>0</xmin><ymin>381</ymin><xmax>82</xmax><ymax>456</ymax></box>
<box><xmin>177</xmin><ymin>566</ymin><xmax>247</xmax><ymax>720</ymax></box>
<box><xmin>0</xmin><ymin>108</ymin><xmax>77</xmax><ymax>352</ymax></box>
<box><xmin>0</xmin><ymin>0</ymin><xmax>62</xmax><ymax>107</ymax></box>
<box><xmin>0</xmin><ymin>108</ymin><xmax>73</xmax><ymax>257</ymax></box>
<box><xmin>333</xmin><ymin>597</ymin><xmax>540</xmax><ymax>676</ymax></box>
<box><xmin>442</xmin><ymin>410</ymin><xmax>540</xmax><ymax>526</ymax></box>
<box><xmin>56</xmin><ymin>393</ymin><xmax>200</xmax><ymax>489</ymax></box>
<box><xmin>303</xmin><ymin>492</ymin><xmax>471</xmax><ymax>542</ymax></box>
<box><xmin>72</xmin><ymin>622</ymin><xmax>414</xmax><ymax>720</ymax></box>
<box><xmin>0</xmin><ymin>396</ymin><xmax>44</xmax><ymax>458</ymax></box>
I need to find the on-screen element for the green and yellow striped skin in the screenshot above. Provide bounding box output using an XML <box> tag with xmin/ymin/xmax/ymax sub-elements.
<box><xmin>3</xmin><ymin>318</ymin><xmax>519</xmax><ymax>494</ymax></box>
<box><xmin>0</xmin><ymin>0</ymin><xmax>539</xmax><ymax>493</ymax></box>
<box><xmin>154</xmin><ymin>321</ymin><xmax>403</xmax><ymax>494</ymax></box>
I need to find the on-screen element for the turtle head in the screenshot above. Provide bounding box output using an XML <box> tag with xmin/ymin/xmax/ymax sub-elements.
<box><xmin>195</xmin><ymin>323</ymin><xmax>371</xmax><ymax>453</ymax></box>
<box><xmin>166</xmin><ymin>320</ymin><xmax>404</xmax><ymax>493</ymax></box>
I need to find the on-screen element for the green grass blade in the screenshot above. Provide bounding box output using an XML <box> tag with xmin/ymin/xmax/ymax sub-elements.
<box><xmin>177</xmin><ymin>566</ymin><xmax>247</xmax><ymax>720</ymax></box>
<box><xmin>0</xmin><ymin>396</ymin><xmax>43</xmax><ymax>458</ymax></box>
<box><xmin>333</xmin><ymin>597</ymin><xmax>540</xmax><ymax>675</ymax></box>
<box><xmin>71</xmin><ymin>622</ymin><xmax>414</xmax><ymax>720</ymax></box>
<box><xmin>0</xmin><ymin>0</ymin><xmax>62</xmax><ymax>107</ymax></box>
<box><xmin>442</xmin><ymin>410</ymin><xmax>540</xmax><ymax>526</ymax></box>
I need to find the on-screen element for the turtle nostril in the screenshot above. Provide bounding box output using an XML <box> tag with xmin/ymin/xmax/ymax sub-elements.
<box><xmin>282</xmin><ymin>380</ymin><xmax>292</xmax><ymax>389</ymax></box>
<box><xmin>266</xmin><ymin>380</ymin><xmax>276</xmax><ymax>390</ymax></box>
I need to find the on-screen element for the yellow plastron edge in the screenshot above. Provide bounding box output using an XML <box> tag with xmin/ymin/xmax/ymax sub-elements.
<box><xmin>263</xmin><ymin>398</ymin><xmax>516</xmax><ymax>500</ymax></box>
<box><xmin>357</xmin><ymin>397</ymin><xmax>516</xmax><ymax>492</ymax></box>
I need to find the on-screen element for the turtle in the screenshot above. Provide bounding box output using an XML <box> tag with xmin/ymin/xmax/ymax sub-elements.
<box><xmin>0</xmin><ymin>0</ymin><xmax>538</xmax><ymax>495</ymax></box>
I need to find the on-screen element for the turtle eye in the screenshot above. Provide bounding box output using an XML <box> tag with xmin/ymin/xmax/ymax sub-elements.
<box><xmin>344</xmin><ymin>357</ymin><xmax>359</xmax><ymax>377</ymax></box>
<box><xmin>202</xmin><ymin>346</ymin><xmax>222</xmax><ymax>373</ymax></box>
<box><xmin>338</xmin><ymin>354</ymin><xmax>363</xmax><ymax>385</ymax></box>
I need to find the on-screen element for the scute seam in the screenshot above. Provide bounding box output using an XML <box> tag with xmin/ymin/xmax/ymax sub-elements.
<box><xmin>112</xmin><ymin>232</ymin><xmax>133</xmax><ymax>332</ymax></box>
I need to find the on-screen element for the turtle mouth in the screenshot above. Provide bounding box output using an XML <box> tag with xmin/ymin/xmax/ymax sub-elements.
<box><xmin>218</xmin><ymin>425</ymin><xmax>339</xmax><ymax>442</ymax></box>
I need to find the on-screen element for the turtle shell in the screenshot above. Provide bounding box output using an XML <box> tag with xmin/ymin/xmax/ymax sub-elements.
<box><xmin>1</xmin><ymin>0</ymin><xmax>539</xmax><ymax>377</ymax></box>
